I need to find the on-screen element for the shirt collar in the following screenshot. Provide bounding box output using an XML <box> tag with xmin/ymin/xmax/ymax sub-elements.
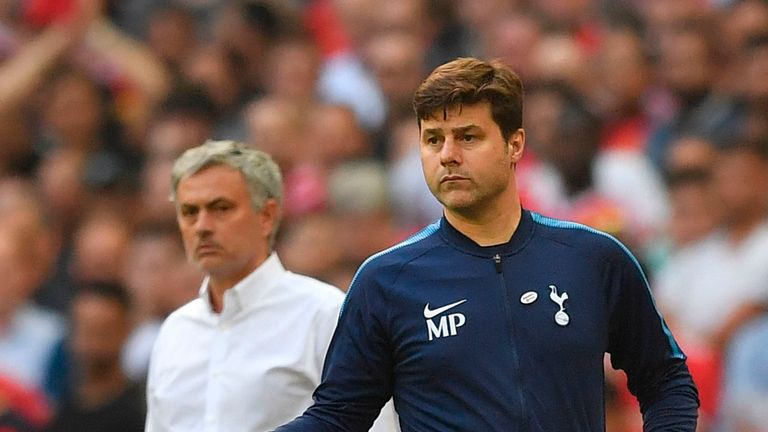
<box><xmin>198</xmin><ymin>253</ymin><xmax>286</xmax><ymax>320</ymax></box>
<box><xmin>438</xmin><ymin>208</ymin><xmax>535</xmax><ymax>257</ymax></box>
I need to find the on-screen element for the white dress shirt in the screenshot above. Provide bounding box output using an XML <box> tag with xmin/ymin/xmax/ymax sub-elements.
<box><xmin>146</xmin><ymin>253</ymin><xmax>398</xmax><ymax>432</ymax></box>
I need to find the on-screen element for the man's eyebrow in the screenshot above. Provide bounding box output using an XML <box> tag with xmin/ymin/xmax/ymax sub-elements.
<box><xmin>422</xmin><ymin>127</ymin><xmax>443</xmax><ymax>135</ymax></box>
<box><xmin>179</xmin><ymin>197</ymin><xmax>231</xmax><ymax>208</ymax></box>
<box><xmin>422</xmin><ymin>124</ymin><xmax>482</xmax><ymax>136</ymax></box>
<box><xmin>451</xmin><ymin>124</ymin><xmax>481</xmax><ymax>134</ymax></box>
<box><xmin>204</xmin><ymin>197</ymin><xmax>233</xmax><ymax>207</ymax></box>
<box><xmin>178</xmin><ymin>202</ymin><xmax>198</xmax><ymax>213</ymax></box>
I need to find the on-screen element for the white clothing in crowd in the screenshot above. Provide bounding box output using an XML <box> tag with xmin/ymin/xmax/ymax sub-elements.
<box><xmin>655</xmin><ymin>222</ymin><xmax>768</xmax><ymax>343</ymax></box>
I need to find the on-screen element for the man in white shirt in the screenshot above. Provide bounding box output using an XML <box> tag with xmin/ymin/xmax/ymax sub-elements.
<box><xmin>655</xmin><ymin>139</ymin><xmax>768</xmax><ymax>350</ymax></box>
<box><xmin>145</xmin><ymin>140</ymin><xmax>396</xmax><ymax>432</ymax></box>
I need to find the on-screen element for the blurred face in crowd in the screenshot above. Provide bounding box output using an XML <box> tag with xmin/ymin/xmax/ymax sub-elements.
<box><xmin>245</xmin><ymin>98</ymin><xmax>304</xmax><ymax>168</ymax></box>
<box><xmin>595</xmin><ymin>30</ymin><xmax>650</xmax><ymax>115</ymax></box>
<box><xmin>420</xmin><ymin>102</ymin><xmax>524</xmax><ymax>219</ymax></box>
<box><xmin>306</xmin><ymin>105</ymin><xmax>368</xmax><ymax>166</ymax></box>
<box><xmin>486</xmin><ymin>13</ymin><xmax>542</xmax><ymax>82</ymax></box>
<box><xmin>722</xmin><ymin>0</ymin><xmax>768</xmax><ymax>55</ymax></box>
<box><xmin>124</xmin><ymin>231</ymin><xmax>200</xmax><ymax>318</ymax></box>
<box><xmin>713</xmin><ymin>149</ymin><xmax>768</xmax><ymax>226</ymax></box>
<box><xmin>71</xmin><ymin>292</ymin><xmax>130</xmax><ymax>375</ymax></box>
<box><xmin>0</xmin><ymin>112</ymin><xmax>31</xmax><ymax>174</ymax></box>
<box><xmin>533</xmin><ymin>34</ymin><xmax>588</xmax><ymax>90</ymax></box>
<box><xmin>147</xmin><ymin>7</ymin><xmax>198</xmax><ymax>68</ymax></box>
<box><xmin>333</xmin><ymin>0</ymin><xmax>377</xmax><ymax>48</ymax></box>
<box><xmin>744</xmin><ymin>42</ymin><xmax>768</xmax><ymax>102</ymax></box>
<box><xmin>454</xmin><ymin>0</ymin><xmax>514</xmax><ymax>29</ymax></box>
<box><xmin>278</xmin><ymin>212</ymin><xmax>343</xmax><ymax>281</ymax></box>
<box><xmin>641</xmin><ymin>0</ymin><xmax>706</xmax><ymax>32</ymax></box>
<box><xmin>0</xmin><ymin>227</ymin><xmax>42</xmax><ymax>319</ymax></box>
<box><xmin>374</xmin><ymin>0</ymin><xmax>430</xmax><ymax>38</ymax></box>
<box><xmin>183</xmin><ymin>44</ymin><xmax>243</xmax><ymax>109</ymax></box>
<box><xmin>147</xmin><ymin>115</ymin><xmax>214</xmax><ymax>159</ymax></box>
<box><xmin>265</xmin><ymin>39</ymin><xmax>320</xmax><ymax>103</ymax></box>
<box><xmin>37</xmin><ymin>148</ymin><xmax>87</xmax><ymax>228</ymax></box>
<box><xmin>175</xmin><ymin>164</ymin><xmax>277</xmax><ymax>288</ymax></box>
<box><xmin>534</xmin><ymin>0</ymin><xmax>591</xmax><ymax>29</ymax></box>
<box><xmin>71</xmin><ymin>213</ymin><xmax>131</xmax><ymax>284</ymax></box>
<box><xmin>44</xmin><ymin>72</ymin><xmax>103</xmax><ymax>147</ymax></box>
<box><xmin>667</xmin><ymin>177</ymin><xmax>720</xmax><ymax>247</ymax></box>
<box><xmin>524</xmin><ymin>87</ymin><xmax>561</xmax><ymax>156</ymax></box>
<box><xmin>365</xmin><ymin>32</ymin><xmax>425</xmax><ymax>116</ymax></box>
<box><xmin>665</xmin><ymin>136</ymin><xmax>719</xmax><ymax>173</ymax></box>
<box><xmin>658</xmin><ymin>30</ymin><xmax>714</xmax><ymax>96</ymax></box>
<box><xmin>139</xmin><ymin>158</ymin><xmax>177</xmax><ymax>225</ymax></box>
<box><xmin>211</xmin><ymin>2</ymin><xmax>269</xmax><ymax>82</ymax></box>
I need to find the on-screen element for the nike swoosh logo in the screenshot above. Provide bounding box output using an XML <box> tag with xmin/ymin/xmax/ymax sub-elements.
<box><xmin>423</xmin><ymin>299</ymin><xmax>467</xmax><ymax>319</ymax></box>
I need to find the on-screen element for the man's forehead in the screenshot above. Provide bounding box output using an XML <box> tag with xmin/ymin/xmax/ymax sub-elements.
<box><xmin>421</xmin><ymin>102</ymin><xmax>491</xmax><ymax>119</ymax></box>
<box><xmin>419</xmin><ymin>103</ymin><xmax>493</xmax><ymax>129</ymax></box>
<box><xmin>179</xmin><ymin>164</ymin><xmax>244</xmax><ymax>186</ymax></box>
<box><xmin>176</xmin><ymin>168</ymin><xmax>247</xmax><ymax>204</ymax></box>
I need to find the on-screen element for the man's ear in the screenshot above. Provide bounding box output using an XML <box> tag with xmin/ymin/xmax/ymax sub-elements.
<box><xmin>259</xmin><ymin>198</ymin><xmax>281</xmax><ymax>239</ymax></box>
<box><xmin>508</xmin><ymin>128</ymin><xmax>525</xmax><ymax>164</ymax></box>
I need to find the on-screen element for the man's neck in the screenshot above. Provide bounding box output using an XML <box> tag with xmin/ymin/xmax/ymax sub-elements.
<box><xmin>0</xmin><ymin>311</ymin><xmax>12</xmax><ymax>334</ymax></box>
<box><xmin>207</xmin><ymin>256</ymin><xmax>269</xmax><ymax>313</ymax></box>
<box><xmin>445</xmin><ymin>204</ymin><xmax>522</xmax><ymax>247</ymax></box>
<box><xmin>207</xmin><ymin>279</ymin><xmax>233</xmax><ymax>314</ymax></box>
<box><xmin>725</xmin><ymin>213</ymin><xmax>765</xmax><ymax>246</ymax></box>
<box><xmin>78</xmin><ymin>366</ymin><xmax>129</xmax><ymax>409</ymax></box>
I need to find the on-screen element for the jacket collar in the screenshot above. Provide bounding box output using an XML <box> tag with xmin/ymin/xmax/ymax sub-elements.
<box><xmin>438</xmin><ymin>208</ymin><xmax>535</xmax><ymax>257</ymax></box>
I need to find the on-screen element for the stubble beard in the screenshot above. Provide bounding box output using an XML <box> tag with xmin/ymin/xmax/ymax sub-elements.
<box><xmin>435</xmin><ymin>180</ymin><xmax>508</xmax><ymax>220</ymax></box>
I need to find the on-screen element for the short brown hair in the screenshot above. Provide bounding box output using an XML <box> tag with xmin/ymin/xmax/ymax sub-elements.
<box><xmin>413</xmin><ymin>57</ymin><xmax>524</xmax><ymax>141</ymax></box>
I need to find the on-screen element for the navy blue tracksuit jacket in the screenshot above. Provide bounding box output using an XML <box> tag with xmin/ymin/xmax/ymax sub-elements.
<box><xmin>276</xmin><ymin>210</ymin><xmax>699</xmax><ymax>431</ymax></box>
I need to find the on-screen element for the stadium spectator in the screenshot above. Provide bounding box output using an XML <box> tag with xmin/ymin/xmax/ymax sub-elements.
<box><xmin>718</xmin><ymin>316</ymin><xmax>768</xmax><ymax>432</ymax></box>
<box><xmin>646</xmin><ymin>22</ymin><xmax>741</xmax><ymax>167</ymax></box>
<box><xmin>364</xmin><ymin>31</ymin><xmax>429</xmax><ymax>160</ymax></box>
<box><xmin>0</xmin><ymin>225</ymin><xmax>64</xmax><ymax>406</ymax></box>
<box><xmin>120</xmin><ymin>224</ymin><xmax>200</xmax><ymax>381</ymax></box>
<box><xmin>47</xmin><ymin>282</ymin><xmax>145</xmax><ymax>432</ymax></box>
<box><xmin>655</xmin><ymin>138</ymin><xmax>768</xmax><ymax>352</ymax></box>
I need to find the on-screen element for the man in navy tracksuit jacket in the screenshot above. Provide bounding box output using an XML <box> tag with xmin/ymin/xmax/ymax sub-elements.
<box><xmin>275</xmin><ymin>58</ymin><xmax>698</xmax><ymax>431</ymax></box>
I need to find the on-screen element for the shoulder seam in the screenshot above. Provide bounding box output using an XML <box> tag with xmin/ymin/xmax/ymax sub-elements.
<box><xmin>340</xmin><ymin>221</ymin><xmax>441</xmax><ymax>315</ymax></box>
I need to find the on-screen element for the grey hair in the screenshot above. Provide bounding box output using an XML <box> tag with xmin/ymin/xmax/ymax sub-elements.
<box><xmin>170</xmin><ymin>140</ymin><xmax>284</xmax><ymax>247</ymax></box>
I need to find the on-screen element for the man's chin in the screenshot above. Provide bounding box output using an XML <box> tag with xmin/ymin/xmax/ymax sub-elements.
<box><xmin>436</xmin><ymin>192</ymin><xmax>476</xmax><ymax>211</ymax></box>
<box><xmin>194</xmin><ymin>255</ymin><xmax>223</xmax><ymax>272</ymax></box>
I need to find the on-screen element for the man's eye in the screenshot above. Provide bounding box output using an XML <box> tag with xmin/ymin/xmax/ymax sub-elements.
<box><xmin>212</xmin><ymin>204</ymin><xmax>231</xmax><ymax>213</ymax></box>
<box><xmin>462</xmin><ymin>135</ymin><xmax>475</xmax><ymax>142</ymax></box>
<box><xmin>180</xmin><ymin>207</ymin><xmax>197</xmax><ymax>217</ymax></box>
<box><xmin>426</xmin><ymin>136</ymin><xmax>440</xmax><ymax>145</ymax></box>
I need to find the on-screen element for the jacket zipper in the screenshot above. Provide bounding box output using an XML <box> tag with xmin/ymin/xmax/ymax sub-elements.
<box><xmin>493</xmin><ymin>254</ymin><xmax>529</xmax><ymax>430</ymax></box>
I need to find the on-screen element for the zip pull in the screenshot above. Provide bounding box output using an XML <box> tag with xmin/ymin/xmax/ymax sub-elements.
<box><xmin>493</xmin><ymin>254</ymin><xmax>502</xmax><ymax>273</ymax></box>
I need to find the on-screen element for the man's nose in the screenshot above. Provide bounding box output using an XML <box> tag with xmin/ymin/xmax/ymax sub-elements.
<box><xmin>194</xmin><ymin>210</ymin><xmax>213</xmax><ymax>234</ymax></box>
<box><xmin>440</xmin><ymin>137</ymin><xmax>461</xmax><ymax>166</ymax></box>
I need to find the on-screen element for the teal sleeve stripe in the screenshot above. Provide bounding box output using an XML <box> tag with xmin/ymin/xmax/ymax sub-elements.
<box><xmin>339</xmin><ymin>221</ymin><xmax>441</xmax><ymax>317</ymax></box>
<box><xmin>530</xmin><ymin>212</ymin><xmax>686</xmax><ymax>359</ymax></box>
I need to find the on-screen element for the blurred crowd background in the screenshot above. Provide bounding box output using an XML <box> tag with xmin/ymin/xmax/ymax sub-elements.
<box><xmin>1</xmin><ymin>0</ymin><xmax>767</xmax><ymax>430</ymax></box>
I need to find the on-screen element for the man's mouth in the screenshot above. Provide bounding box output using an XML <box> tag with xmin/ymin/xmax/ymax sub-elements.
<box><xmin>196</xmin><ymin>242</ymin><xmax>220</xmax><ymax>255</ymax></box>
<box><xmin>440</xmin><ymin>174</ymin><xmax>468</xmax><ymax>183</ymax></box>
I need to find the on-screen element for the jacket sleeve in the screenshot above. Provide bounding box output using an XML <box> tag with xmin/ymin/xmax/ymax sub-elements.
<box><xmin>275</xmin><ymin>265</ymin><xmax>394</xmax><ymax>432</ymax></box>
<box><xmin>605</xmin><ymin>240</ymin><xmax>699</xmax><ymax>432</ymax></box>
